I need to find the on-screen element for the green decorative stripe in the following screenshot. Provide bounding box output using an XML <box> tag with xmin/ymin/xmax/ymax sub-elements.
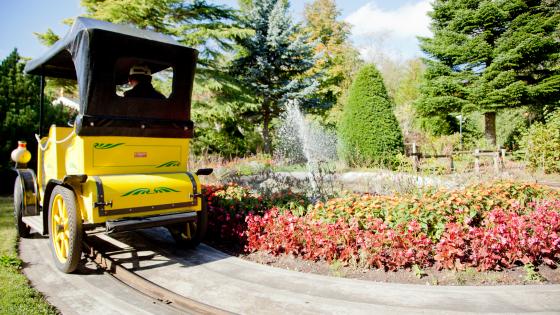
<box><xmin>156</xmin><ymin>160</ymin><xmax>181</xmax><ymax>168</ymax></box>
<box><xmin>122</xmin><ymin>188</ymin><xmax>150</xmax><ymax>196</ymax></box>
<box><xmin>153</xmin><ymin>187</ymin><xmax>180</xmax><ymax>193</ymax></box>
<box><xmin>121</xmin><ymin>187</ymin><xmax>180</xmax><ymax>197</ymax></box>
<box><xmin>94</xmin><ymin>143</ymin><xmax>125</xmax><ymax>149</ymax></box>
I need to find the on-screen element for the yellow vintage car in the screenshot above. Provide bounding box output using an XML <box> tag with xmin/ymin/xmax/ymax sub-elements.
<box><xmin>12</xmin><ymin>17</ymin><xmax>212</xmax><ymax>273</ymax></box>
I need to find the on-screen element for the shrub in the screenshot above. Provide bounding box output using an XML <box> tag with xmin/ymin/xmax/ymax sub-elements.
<box><xmin>338</xmin><ymin>64</ymin><xmax>404</xmax><ymax>167</ymax></box>
<box><xmin>246</xmin><ymin>198</ymin><xmax>560</xmax><ymax>271</ymax></box>
<box><xmin>204</xmin><ymin>181</ymin><xmax>560</xmax><ymax>271</ymax></box>
<box><xmin>521</xmin><ymin>110</ymin><xmax>560</xmax><ymax>173</ymax></box>
<box><xmin>244</xmin><ymin>181</ymin><xmax>559</xmax><ymax>271</ymax></box>
<box><xmin>203</xmin><ymin>183</ymin><xmax>309</xmax><ymax>246</ymax></box>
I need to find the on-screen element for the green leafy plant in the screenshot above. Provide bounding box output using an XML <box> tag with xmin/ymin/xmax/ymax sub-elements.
<box><xmin>523</xmin><ymin>263</ymin><xmax>546</xmax><ymax>282</ymax></box>
<box><xmin>412</xmin><ymin>264</ymin><xmax>427</xmax><ymax>279</ymax></box>
<box><xmin>521</xmin><ymin>110</ymin><xmax>560</xmax><ymax>174</ymax></box>
<box><xmin>329</xmin><ymin>259</ymin><xmax>345</xmax><ymax>277</ymax></box>
<box><xmin>0</xmin><ymin>255</ymin><xmax>22</xmax><ymax>269</ymax></box>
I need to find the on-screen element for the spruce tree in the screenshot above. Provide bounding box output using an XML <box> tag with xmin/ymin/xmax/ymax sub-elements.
<box><xmin>417</xmin><ymin>0</ymin><xmax>560</xmax><ymax>145</ymax></box>
<box><xmin>338</xmin><ymin>64</ymin><xmax>404</xmax><ymax>167</ymax></box>
<box><xmin>229</xmin><ymin>0</ymin><xmax>317</xmax><ymax>153</ymax></box>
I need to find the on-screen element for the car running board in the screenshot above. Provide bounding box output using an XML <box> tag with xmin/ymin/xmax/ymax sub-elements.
<box><xmin>105</xmin><ymin>211</ymin><xmax>197</xmax><ymax>234</ymax></box>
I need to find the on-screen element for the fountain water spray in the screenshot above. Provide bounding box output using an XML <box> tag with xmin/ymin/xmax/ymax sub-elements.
<box><xmin>274</xmin><ymin>101</ymin><xmax>338</xmax><ymax>199</ymax></box>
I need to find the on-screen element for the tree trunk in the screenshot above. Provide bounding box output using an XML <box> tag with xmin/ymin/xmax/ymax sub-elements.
<box><xmin>262</xmin><ymin>101</ymin><xmax>271</xmax><ymax>154</ymax></box>
<box><xmin>484</xmin><ymin>111</ymin><xmax>496</xmax><ymax>147</ymax></box>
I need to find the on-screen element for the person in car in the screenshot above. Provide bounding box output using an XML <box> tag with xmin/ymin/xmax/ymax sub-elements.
<box><xmin>124</xmin><ymin>65</ymin><xmax>165</xmax><ymax>99</ymax></box>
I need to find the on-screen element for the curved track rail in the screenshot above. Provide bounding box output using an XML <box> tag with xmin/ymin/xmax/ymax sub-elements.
<box><xmin>83</xmin><ymin>234</ymin><xmax>230</xmax><ymax>315</ymax></box>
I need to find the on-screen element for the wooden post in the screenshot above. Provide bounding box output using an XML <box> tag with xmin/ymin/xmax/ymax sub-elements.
<box><xmin>474</xmin><ymin>148</ymin><xmax>480</xmax><ymax>173</ymax></box>
<box><xmin>500</xmin><ymin>149</ymin><xmax>506</xmax><ymax>170</ymax></box>
<box><xmin>449</xmin><ymin>155</ymin><xmax>454</xmax><ymax>173</ymax></box>
<box><xmin>412</xmin><ymin>143</ymin><xmax>420</xmax><ymax>172</ymax></box>
<box><xmin>493</xmin><ymin>152</ymin><xmax>499</xmax><ymax>173</ymax></box>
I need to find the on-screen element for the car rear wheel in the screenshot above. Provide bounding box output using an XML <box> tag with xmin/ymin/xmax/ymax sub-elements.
<box><xmin>13</xmin><ymin>176</ymin><xmax>31</xmax><ymax>238</ymax></box>
<box><xmin>167</xmin><ymin>198</ymin><xmax>208</xmax><ymax>249</ymax></box>
<box><xmin>48</xmin><ymin>186</ymin><xmax>82</xmax><ymax>273</ymax></box>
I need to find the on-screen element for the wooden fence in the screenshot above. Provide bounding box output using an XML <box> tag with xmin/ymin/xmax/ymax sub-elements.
<box><xmin>407</xmin><ymin>143</ymin><xmax>508</xmax><ymax>173</ymax></box>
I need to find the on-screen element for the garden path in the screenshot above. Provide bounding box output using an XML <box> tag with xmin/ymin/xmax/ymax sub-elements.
<box><xmin>20</xmin><ymin>228</ymin><xmax>560</xmax><ymax>314</ymax></box>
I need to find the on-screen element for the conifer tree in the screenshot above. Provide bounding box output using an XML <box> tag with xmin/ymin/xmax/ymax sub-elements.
<box><xmin>338</xmin><ymin>64</ymin><xmax>404</xmax><ymax>167</ymax></box>
<box><xmin>417</xmin><ymin>0</ymin><xmax>560</xmax><ymax>145</ymax></box>
<box><xmin>230</xmin><ymin>0</ymin><xmax>317</xmax><ymax>153</ymax></box>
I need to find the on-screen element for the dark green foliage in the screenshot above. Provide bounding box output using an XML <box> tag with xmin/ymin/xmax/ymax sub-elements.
<box><xmin>497</xmin><ymin>108</ymin><xmax>529</xmax><ymax>150</ymax></box>
<box><xmin>338</xmin><ymin>64</ymin><xmax>404</xmax><ymax>167</ymax></box>
<box><xmin>229</xmin><ymin>0</ymin><xmax>318</xmax><ymax>153</ymax></box>
<box><xmin>419</xmin><ymin>115</ymin><xmax>459</xmax><ymax>137</ymax></box>
<box><xmin>191</xmin><ymin>112</ymin><xmax>263</xmax><ymax>157</ymax></box>
<box><xmin>190</xmin><ymin>67</ymin><xmax>262</xmax><ymax>156</ymax></box>
<box><xmin>0</xmin><ymin>49</ymin><xmax>70</xmax><ymax>193</ymax></box>
<box><xmin>417</xmin><ymin>0</ymin><xmax>560</xmax><ymax>137</ymax></box>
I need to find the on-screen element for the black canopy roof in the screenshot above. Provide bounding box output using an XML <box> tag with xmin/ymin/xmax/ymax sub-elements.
<box><xmin>24</xmin><ymin>17</ymin><xmax>187</xmax><ymax>79</ymax></box>
<box><xmin>24</xmin><ymin>17</ymin><xmax>198</xmax><ymax>138</ymax></box>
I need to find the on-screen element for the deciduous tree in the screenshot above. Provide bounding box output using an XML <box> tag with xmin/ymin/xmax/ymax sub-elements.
<box><xmin>303</xmin><ymin>0</ymin><xmax>361</xmax><ymax>109</ymax></box>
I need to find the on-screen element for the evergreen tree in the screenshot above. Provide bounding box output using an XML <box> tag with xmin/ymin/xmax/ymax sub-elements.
<box><xmin>0</xmin><ymin>49</ymin><xmax>69</xmax><ymax>192</ymax></box>
<box><xmin>230</xmin><ymin>0</ymin><xmax>318</xmax><ymax>153</ymax></box>
<box><xmin>338</xmin><ymin>64</ymin><xmax>404</xmax><ymax>167</ymax></box>
<box><xmin>417</xmin><ymin>0</ymin><xmax>560</xmax><ymax>145</ymax></box>
<box><xmin>303</xmin><ymin>0</ymin><xmax>361</xmax><ymax>109</ymax></box>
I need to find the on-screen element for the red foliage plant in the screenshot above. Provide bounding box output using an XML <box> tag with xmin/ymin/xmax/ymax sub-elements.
<box><xmin>206</xmin><ymin>182</ymin><xmax>560</xmax><ymax>271</ymax></box>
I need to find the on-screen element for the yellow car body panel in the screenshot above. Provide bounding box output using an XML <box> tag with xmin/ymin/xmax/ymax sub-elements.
<box><xmin>82</xmin><ymin>173</ymin><xmax>200</xmax><ymax>223</ymax></box>
<box><xmin>38</xmin><ymin>125</ymin><xmax>200</xmax><ymax>224</ymax></box>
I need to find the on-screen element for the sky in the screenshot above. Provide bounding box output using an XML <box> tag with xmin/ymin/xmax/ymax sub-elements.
<box><xmin>0</xmin><ymin>0</ymin><xmax>432</xmax><ymax>61</ymax></box>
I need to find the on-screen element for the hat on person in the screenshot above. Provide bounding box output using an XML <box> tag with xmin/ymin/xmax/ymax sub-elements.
<box><xmin>129</xmin><ymin>65</ymin><xmax>151</xmax><ymax>76</ymax></box>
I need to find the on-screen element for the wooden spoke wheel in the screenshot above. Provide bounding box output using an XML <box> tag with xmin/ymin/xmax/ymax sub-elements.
<box><xmin>167</xmin><ymin>199</ymin><xmax>208</xmax><ymax>249</ymax></box>
<box><xmin>48</xmin><ymin>186</ymin><xmax>82</xmax><ymax>273</ymax></box>
<box><xmin>13</xmin><ymin>176</ymin><xmax>30</xmax><ymax>238</ymax></box>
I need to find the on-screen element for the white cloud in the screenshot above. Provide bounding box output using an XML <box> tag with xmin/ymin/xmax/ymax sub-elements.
<box><xmin>345</xmin><ymin>1</ymin><xmax>432</xmax><ymax>60</ymax></box>
<box><xmin>345</xmin><ymin>0</ymin><xmax>432</xmax><ymax>38</ymax></box>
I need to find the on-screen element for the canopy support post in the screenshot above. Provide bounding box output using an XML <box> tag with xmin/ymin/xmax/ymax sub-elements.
<box><xmin>39</xmin><ymin>74</ymin><xmax>45</xmax><ymax>137</ymax></box>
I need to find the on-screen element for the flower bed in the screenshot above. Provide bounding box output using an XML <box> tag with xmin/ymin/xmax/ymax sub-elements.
<box><xmin>204</xmin><ymin>182</ymin><xmax>560</xmax><ymax>271</ymax></box>
<box><xmin>204</xmin><ymin>183</ymin><xmax>309</xmax><ymax>247</ymax></box>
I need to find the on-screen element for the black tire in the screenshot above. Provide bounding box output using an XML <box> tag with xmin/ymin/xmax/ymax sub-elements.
<box><xmin>13</xmin><ymin>176</ymin><xmax>31</xmax><ymax>238</ymax></box>
<box><xmin>48</xmin><ymin>186</ymin><xmax>82</xmax><ymax>273</ymax></box>
<box><xmin>167</xmin><ymin>198</ymin><xmax>208</xmax><ymax>249</ymax></box>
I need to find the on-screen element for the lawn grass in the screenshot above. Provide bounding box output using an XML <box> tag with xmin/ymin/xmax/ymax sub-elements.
<box><xmin>0</xmin><ymin>197</ymin><xmax>57</xmax><ymax>315</ymax></box>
